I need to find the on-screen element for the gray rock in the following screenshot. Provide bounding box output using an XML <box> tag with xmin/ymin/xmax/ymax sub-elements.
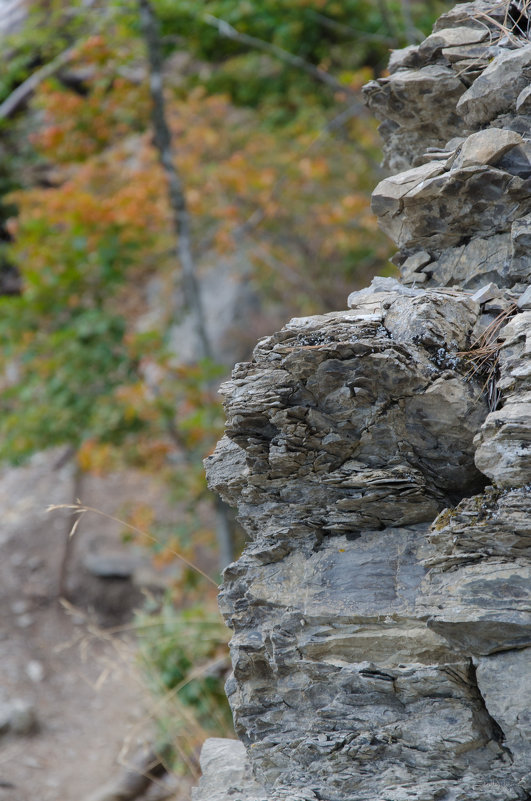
<box><xmin>419</xmin><ymin>487</ymin><xmax>531</xmax><ymax>654</ymax></box>
<box><xmin>365</xmin><ymin>7</ymin><xmax>531</xmax><ymax>295</ymax></box>
<box><xmin>422</xmin><ymin>234</ymin><xmax>516</xmax><ymax>290</ymax></box>
<box><xmin>474</xmin><ymin>311</ymin><xmax>531</xmax><ymax>487</ymax></box>
<box><xmin>363</xmin><ymin>65</ymin><xmax>466</xmax><ymax>169</ymax></box>
<box><xmin>347</xmin><ymin>276</ymin><xmax>424</xmax><ymax>307</ymax></box>
<box><xmin>0</xmin><ymin>698</ymin><xmax>38</xmax><ymax>736</ymax></box>
<box><xmin>387</xmin><ymin>45</ymin><xmax>420</xmax><ymax>74</ymax></box>
<box><xmin>517</xmin><ymin>285</ymin><xmax>531</xmax><ymax>309</ymax></box>
<box><xmin>401</xmin><ymin>270</ymin><xmax>427</xmax><ymax>285</ymax></box>
<box><xmin>401</xmin><ymin>251</ymin><xmax>432</xmax><ymax>276</ymax></box>
<box><xmin>200</xmin><ymin>4</ymin><xmax>531</xmax><ymax>801</ymax></box>
<box><xmin>442</xmin><ymin>42</ymin><xmax>494</xmax><ymax>67</ymax></box>
<box><xmin>511</xmin><ymin>213</ymin><xmax>531</xmax><ymax>285</ymax></box>
<box><xmin>475</xmin><ymin>649</ymin><xmax>531</xmax><ymax>776</ymax></box>
<box><xmin>192</xmin><ymin>738</ymin><xmax>267</xmax><ymax>801</ymax></box>
<box><xmin>373</xmin><ymin>162</ymin><xmax>530</xmax><ymax>251</ymax></box>
<box><xmin>418</xmin><ymin>25</ymin><xmax>488</xmax><ymax>61</ymax></box>
<box><xmin>207</xmin><ymin>290</ymin><xmax>488</xmax><ymax>557</ymax></box>
<box><xmin>433</xmin><ymin>0</ymin><xmax>507</xmax><ymax>33</ymax></box>
<box><xmin>456</xmin><ymin>45</ymin><xmax>531</xmax><ymax>126</ymax></box>
<box><xmin>457</xmin><ymin>128</ymin><xmax>523</xmax><ymax>168</ymax></box>
<box><xmin>497</xmin><ymin>140</ymin><xmax>531</xmax><ymax>179</ymax></box>
<box><xmin>470</xmin><ymin>283</ymin><xmax>501</xmax><ymax>304</ymax></box>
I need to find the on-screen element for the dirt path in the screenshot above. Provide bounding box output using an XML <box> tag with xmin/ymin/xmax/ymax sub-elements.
<box><xmin>0</xmin><ymin>452</ymin><xmax>184</xmax><ymax>801</ymax></box>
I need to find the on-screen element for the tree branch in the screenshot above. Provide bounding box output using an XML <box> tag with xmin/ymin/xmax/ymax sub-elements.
<box><xmin>138</xmin><ymin>0</ymin><xmax>212</xmax><ymax>361</ymax></box>
<box><xmin>138</xmin><ymin>0</ymin><xmax>235</xmax><ymax>569</ymax></box>
<box><xmin>0</xmin><ymin>45</ymin><xmax>75</xmax><ymax>119</ymax></box>
<box><xmin>203</xmin><ymin>13</ymin><xmax>367</xmax><ymax>115</ymax></box>
<box><xmin>307</xmin><ymin>10</ymin><xmax>397</xmax><ymax>45</ymax></box>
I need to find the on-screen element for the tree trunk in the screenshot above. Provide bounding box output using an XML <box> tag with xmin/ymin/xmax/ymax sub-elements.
<box><xmin>138</xmin><ymin>0</ymin><xmax>234</xmax><ymax>570</ymax></box>
<box><xmin>138</xmin><ymin>0</ymin><xmax>211</xmax><ymax>361</ymax></box>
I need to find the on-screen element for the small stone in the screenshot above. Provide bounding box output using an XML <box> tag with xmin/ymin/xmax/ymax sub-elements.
<box><xmin>401</xmin><ymin>251</ymin><xmax>432</xmax><ymax>273</ymax></box>
<box><xmin>402</xmin><ymin>271</ymin><xmax>428</xmax><ymax>285</ymax></box>
<box><xmin>470</xmin><ymin>283</ymin><xmax>501</xmax><ymax>304</ymax></box>
<box><xmin>11</xmin><ymin>599</ymin><xmax>30</xmax><ymax>615</ymax></box>
<box><xmin>483</xmin><ymin>299</ymin><xmax>508</xmax><ymax>314</ymax></box>
<box><xmin>497</xmin><ymin>141</ymin><xmax>531</xmax><ymax>179</ymax></box>
<box><xmin>457</xmin><ymin>128</ymin><xmax>522</xmax><ymax>168</ymax></box>
<box><xmin>442</xmin><ymin>43</ymin><xmax>492</xmax><ymax>65</ymax></box>
<box><xmin>387</xmin><ymin>45</ymin><xmax>420</xmax><ymax>74</ymax></box>
<box><xmin>517</xmin><ymin>286</ymin><xmax>531</xmax><ymax>309</ymax></box>
<box><xmin>15</xmin><ymin>613</ymin><xmax>34</xmax><ymax>628</ymax></box>
<box><xmin>8</xmin><ymin>699</ymin><xmax>38</xmax><ymax>735</ymax></box>
<box><xmin>26</xmin><ymin>661</ymin><xmax>44</xmax><ymax>683</ymax></box>
<box><xmin>445</xmin><ymin>136</ymin><xmax>465</xmax><ymax>150</ymax></box>
<box><xmin>83</xmin><ymin>550</ymin><xmax>139</xmax><ymax>579</ymax></box>
<box><xmin>419</xmin><ymin>25</ymin><xmax>487</xmax><ymax>59</ymax></box>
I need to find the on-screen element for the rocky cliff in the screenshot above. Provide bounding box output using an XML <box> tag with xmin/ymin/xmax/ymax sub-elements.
<box><xmin>199</xmin><ymin>2</ymin><xmax>531</xmax><ymax>800</ymax></box>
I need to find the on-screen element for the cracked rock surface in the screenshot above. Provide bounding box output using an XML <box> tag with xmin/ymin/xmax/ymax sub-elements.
<box><xmin>200</xmin><ymin>2</ymin><xmax>531</xmax><ymax>800</ymax></box>
<box><xmin>365</xmin><ymin>0</ymin><xmax>531</xmax><ymax>291</ymax></box>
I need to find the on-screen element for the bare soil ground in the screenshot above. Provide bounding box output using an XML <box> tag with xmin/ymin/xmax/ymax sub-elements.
<box><xmin>0</xmin><ymin>452</ymin><xmax>187</xmax><ymax>801</ymax></box>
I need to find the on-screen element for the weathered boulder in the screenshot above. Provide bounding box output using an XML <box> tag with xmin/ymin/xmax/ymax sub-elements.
<box><xmin>205</xmin><ymin>280</ymin><xmax>529</xmax><ymax>800</ymax></box>
<box><xmin>456</xmin><ymin>45</ymin><xmax>531</xmax><ymax>126</ymax></box>
<box><xmin>207</xmin><ymin>283</ymin><xmax>488</xmax><ymax>553</ymax></box>
<box><xmin>192</xmin><ymin>738</ymin><xmax>266</xmax><ymax>801</ymax></box>
<box><xmin>200</xmin><ymin>2</ymin><xmax>531</xmax><ymax>800</ymax></box>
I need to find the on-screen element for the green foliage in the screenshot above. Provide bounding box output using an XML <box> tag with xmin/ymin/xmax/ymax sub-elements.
<box><xmin>0</xmin><ymin>0</ymin><xmax>92</xmax><ymax>104</ymax></box>
<box><xmin>153</xmin><ymin>0</ymin><xmax>450</xmax><ymax>115</ymax></box>
<box><xmin>0</xmin><ymin>0</ymin><xmax>451</xmax><ymax>775</ymax></box>
<box><xmin>0</xmin><ymin>222</ymin><xmax>143</xmax><ymax>462</ymax></box>
<box><xmin>136</xmin><ymin>596</ymin><xmax>233</xmax><ymax>749</ymax></box>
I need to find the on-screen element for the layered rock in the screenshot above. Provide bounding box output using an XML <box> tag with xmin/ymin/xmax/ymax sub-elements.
<box><xmin>202</xmin><ymin>3</ymin><xmax>531</xmax><ymax>800</ymax></box>
<box><xmin>364</xmin><ymin>0</ymin><xmax>531</xmax><ymax>291</ymax></box>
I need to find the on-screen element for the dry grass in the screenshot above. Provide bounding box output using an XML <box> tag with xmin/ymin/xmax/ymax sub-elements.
<box><xmin>48</xmin><ymin>502</ymin><xmax>219</xmax><ymax>588</ymax></box>
<box><xmin>472</xmin><ymin>0</ymin><xmax>531</xmax><ymax>46</ymax></box>
<box><xmin>457</xmin><ymin>302</ymin><xmax>518</xmax><ymax>410</ymax></box>
<box><xmin>49</xmin><ymin>503</ymin><xmax>233</xmax><ymax>799</ymax></box>
<box><xmin>56</xmin><ymin>599</ymin><xmax>223</xmax><ymax>800</ymax></box>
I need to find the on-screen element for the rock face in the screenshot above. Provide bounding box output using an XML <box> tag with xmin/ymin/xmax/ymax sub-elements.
<box><xmin>202</xmin><ymin>3</ymin><xmax>531</xmax><ymax>800</ymax></box>
<box><xmin>364</xmin><ymin>0</ymin><xmax>531</xmax><ymax>292</ymax></box>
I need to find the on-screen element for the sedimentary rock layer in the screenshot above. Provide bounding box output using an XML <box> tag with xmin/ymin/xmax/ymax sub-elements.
<box><xmin>202</xmin><ymin>2</ymin><xmax>531</xmax><ymax>799</ymax></box>
<box><xmin>364</xmin><ymin>0</ymin><xmax>531</xmax><ymax>291</ymax></box>
<box><xmin>205</xmin><ymin>278</ymin><xmax>529</xmax><ymax>800</ymax></box>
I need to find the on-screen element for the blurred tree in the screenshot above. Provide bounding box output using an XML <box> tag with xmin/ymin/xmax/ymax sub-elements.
<box><xmin>0</xmin><ymin>0</ymin><xmax>450</xmax><ymax>755</ymax></box>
